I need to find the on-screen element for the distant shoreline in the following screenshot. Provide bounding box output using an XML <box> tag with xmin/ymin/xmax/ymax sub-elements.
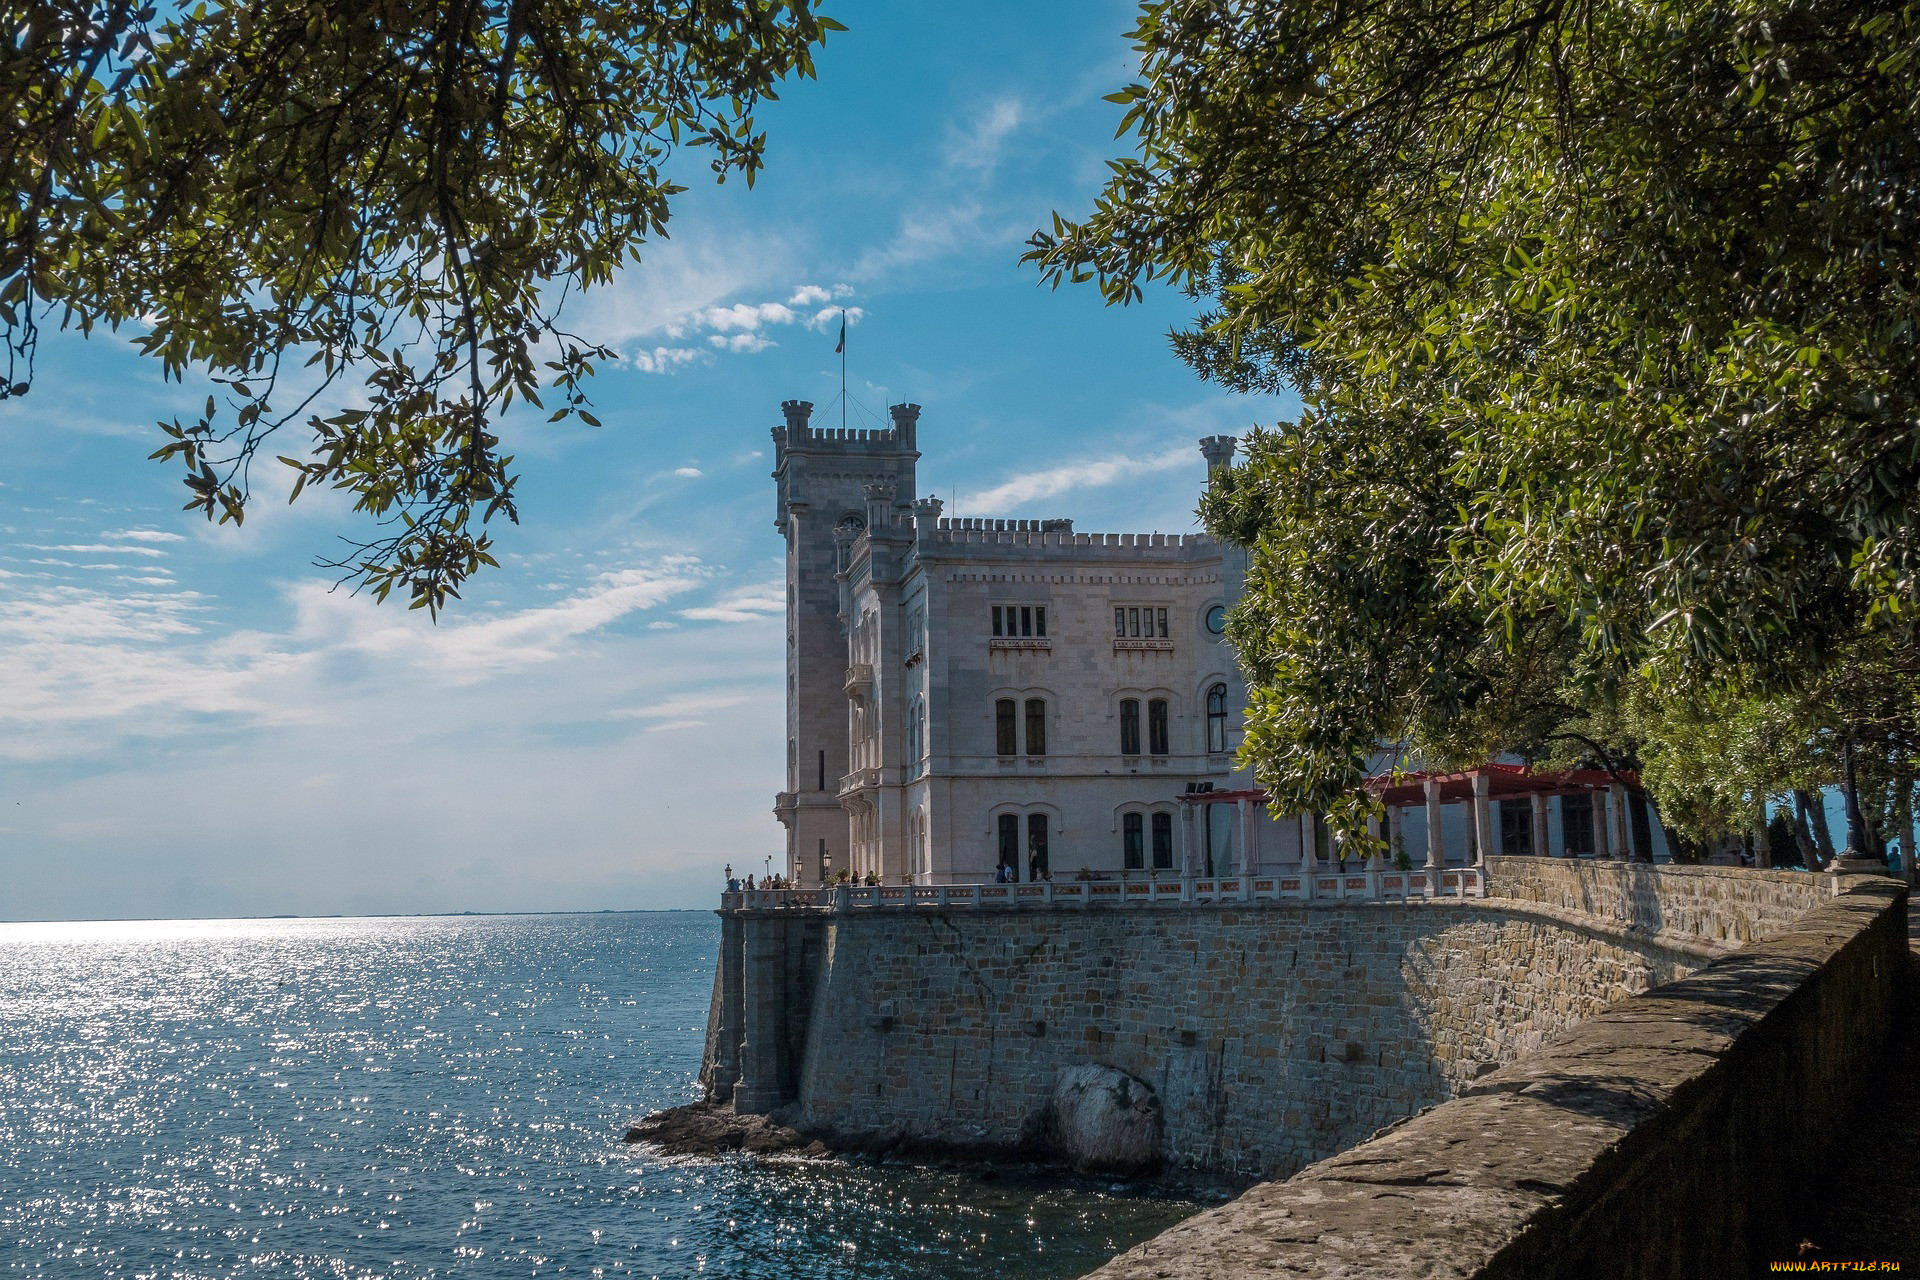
<box><xmin>0</xmin><ymin>906</ymin><xmax>707</xmax><ymax>927</ymax></box>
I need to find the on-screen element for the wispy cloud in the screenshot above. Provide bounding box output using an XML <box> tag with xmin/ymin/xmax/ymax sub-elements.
<box><xmin>109</xmin><ymin>529</ymin><xmax>186</xmax><ymax>543</ymax></box>
<box><xmin>679</xmin><ymin>582</ymin><xmax>784</xmax><ymax>625</ymax></box>
<box><xmin>969</xmin><ymin>445</ymin><xmax>1195</xmax><ymax>514</ymax></box>
<box><xmin>0</xmin><ymin>556</ymin><xmax>709</xmax><ymax>758</ymax></box>
<box><xmin>944</xmin><ymin>97</ymin><xmax>1026</xmax><ymax>172</ymax></box>
<box><xmin>21</xmin><ymin>543</ymin><xmax>168</xmax><ymax>557</ymax></box>
<box><xmin>612</xmin><ymin>691</ymin><xmax>750</xmax><ymax>721</ymax></box>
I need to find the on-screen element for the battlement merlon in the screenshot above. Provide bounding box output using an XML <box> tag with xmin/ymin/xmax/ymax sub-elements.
<box><xmin>770</xmin><ymin>401</ymin><xmax>925</xmax><ymax>457</ymax></box>
<box><xmin>915</xmin><ymin>523</ymin><xmax>1221</xmax><ymax>563</ymax></box>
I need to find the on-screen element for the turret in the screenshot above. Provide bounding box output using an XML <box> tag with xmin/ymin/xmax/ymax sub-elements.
<box><xmin>889</xmin><ymin>402</ymin><xmax>921</xmax><ymax>452</ymax></box>
<box><xmin>1199</xmin><ymin>434</ymin><xmax>1238</xmax><ymax>472</ymax></box>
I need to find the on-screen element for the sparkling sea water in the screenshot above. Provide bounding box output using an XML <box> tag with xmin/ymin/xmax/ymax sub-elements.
<box><xmin>0</xmin><ymin>912</ymin><xmax>1199</xmax><ymax>1278</ymax></box>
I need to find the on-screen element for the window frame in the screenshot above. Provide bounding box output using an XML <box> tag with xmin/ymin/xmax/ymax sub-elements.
<box><xmin>1151</xmin><ymin>812</ymin><xmax>1174</xmax><ymax>870</ymax></box>
<box><xmin>1205</xmin><ymin>683</ymin><xmax>1229</xmax><ymax>754</ymax></box>
<box><xmin>1119</xmin><ymin>698</ymin><xmax>1141</xmax><ymax>756</ymax></box>
<box><xmin>1123</xmin><ymin>812</ymin><xmax>1145</xmax><ymax>870</ymax></box>
<box><xmin>1147</xmin><ymin>698</ymin><xmax>1169</xmax><ymax>755</ymax></box>
<box><xmin>995</xmin><ymin>698</ymin><xmax>1017</xmax><ymax>756</ymax></box>
<box><xmin>1024</xmin><ymin>697</ymin><xmax>1047</xmax><ymax>756</ymax></box>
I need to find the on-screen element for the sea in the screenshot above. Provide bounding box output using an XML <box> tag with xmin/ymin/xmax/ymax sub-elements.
<box><xmin>0</xmin><ymin>912</ymin><xmax>1201</xmax><ymax>1279</ymax></box>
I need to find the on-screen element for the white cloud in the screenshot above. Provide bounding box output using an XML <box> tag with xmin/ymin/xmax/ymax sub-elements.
<box><xmin>109</xmin><ymin>530</ymin><xmax>186</xmax><ymax>543</ymax></box>
<box><xmin>22</xmin><ymin>543</ymin><xmax>167</xmax><ymax>557</ymax></box>
<box><xmin>672</xmin><ymin>466</ymin><xmax>704</xmax><ymax>478</ymax></box>
<box><xmin>805</xmin><ymin>306</ymin><xmax>862</xmax><ymax>332</ymax></box>
<box><xmin>678</xmin><ymin>582</ymin><xmax>784</xmax><ymax>625</ymax></box>
<box><xmin>630</xmin><ymin>345</ymin><xmax>704</xmax><ymax>375</ymax></box>
<box><xmin>944</xmin><ymin>97</ymin><xmax>1026</xmax><ymax>172</ymax></box>
<box><xmin>708</xmin><ymin>333</ymin><xmax>775</xmax><ymax>354</ymax></box>
<box><xmin>968</xmin><ymin>445</ymin><xmax>1196</xmax><ymax>514</ymax></box>
<box><xmin>645</xmin><ymin>719</ymin><xmax>707</xmax><ymax>732</ymax></box>
<box><xmin>697</xmin><ymin>302</ymin><xmax>795</xmax><ymax>332</ymax></box>
<box><xmin>0</xmin><ymin>556</ymin><xmax>709</xmax><ymax>758</ymax></box>
<box><xmin>613</xmin><ymin>691</ymin><xmax>750</xmax><ymax>721</ymax></box>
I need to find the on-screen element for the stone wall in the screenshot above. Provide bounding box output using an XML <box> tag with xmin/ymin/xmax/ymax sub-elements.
<box><xmin>704</xmin><ymin>898</ymin><xmax>1704</xmax><ymax>1180</ymax></box>
<box><xmin>1084</xmin><ymin>877</ymin><xmax>1908</xmax><ymax>1279</ymax></box>
<box><xmin>1485</xmin><ymin>855</ymin><xmax>1831</xmax><ymax>948</ymax></box>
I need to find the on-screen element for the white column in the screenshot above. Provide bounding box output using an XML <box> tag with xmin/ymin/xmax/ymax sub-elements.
<box><xmin>1388</xmin><ymin>805</ymin><xmax>1405</xmax><ymax>867</ymax></box>
<box><xmin>1238</xmin><ymin>798</ymin><xmax>1257</xmax><ymax>876</ymax></box>
<box><xmin>1471</xmin><ymin>772</ymin><xmax>1494</xmax><ymax>868</ymax></box>
<box><xmin>1532</xmin><ymin>793</ymin><xmax>1552</xmax><ymax>858</ymax></box>
<box><xmin>1365</xmin><ymin>812</ymin><xmax>1385</xmax><ymax>871</ymax></box>
<box><xmin>1424</xmin><ymin>778</ymin><xmax>1444</xmax><ymax>871</ymax></box>
<box><xmin>1609</xmin><ymin>783</ymin><xmax>1633</xmax><ymax>861</ymax></box>
<box><xmin>1301</xmin><ymin>811</ymin><xmax>1320</xmax><ymax>873</ymax></box>
<box><xmin>1180</xmin><ymin>802</ymin><xmax>1200</xmax><ymax>876</ymax></box>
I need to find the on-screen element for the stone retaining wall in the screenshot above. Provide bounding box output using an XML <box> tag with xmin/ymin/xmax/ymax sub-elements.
<box><xmin>1084</xmin><ymin>877</ymin><xmax>1909</xmax><ymax>1279</ymax></box>
<box><xmin>1485</xmin><ymin>855</ymin><xmax>1831</xmax><ymax>948</ymax></box>
<box><xmin>711</xmin><ymin>895</ymin><xmax>1708</xmax><ymax>1180</ymax></box>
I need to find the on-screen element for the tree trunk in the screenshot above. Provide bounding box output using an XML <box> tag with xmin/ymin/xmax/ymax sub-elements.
<box><xmin>1796</xmin><ymin>789</ymin><xmax>1835</xmax><ymax>866</ymax></box>
<box><xmin>1841</xmin><ymin>737</ymin><xmax>1869</xmax><ymax>858</ymax></box>
<box><xmin>1897</xmin><ymin>772</ymin><xmax>1916</xmax><ymax>886</ymax></box>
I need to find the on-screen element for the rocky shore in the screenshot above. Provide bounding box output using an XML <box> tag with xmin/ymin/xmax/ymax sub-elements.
<box><xmin>623</xmin><ymin>1100</ymin><xmax>832</xmax><ymax>1158</ymax></box>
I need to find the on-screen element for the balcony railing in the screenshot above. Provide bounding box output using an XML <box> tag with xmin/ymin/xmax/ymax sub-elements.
<box><xmin>721</xmin><ymin>866</ymin><xmax>1486</xmax><ymax>912</ymax></box>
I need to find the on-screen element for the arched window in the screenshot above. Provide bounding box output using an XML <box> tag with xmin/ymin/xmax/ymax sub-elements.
<box><xmin>1024</xmin><ymin>698</ymin><xmax>1047</xmax><ymax>756</ymax></box>
<box><xmin>1151</xmin><ymin>812</ymin><xmax>1175</xmax><ymax>869</ymax></box>
<box><xmin>1206</xmin><ymin>683</ymin><xmax>1229</xmax><ymax>753</ymax></box>
<box><xmin>1027</xmin><ymin>813</ymin><xmax>1050</xmax><ymax>878</ymax></box>
<box><xmin>1119</xmin><ymin>699</ymin><xmax>1140</xmax><ymax>756</ymax></box>
<box><xmin>995</xmin><ymin>699</ymin><xmax>1016</xmax><ymax>756</ymax></box>
<box><xmin>1148</xmin><ymin>698</ymin><xmax>1169</xmax><ymax>755</ymax></box>
<box><xmin>997</xmin><ymin>814</ymin><xmax>1020</xmax><ymax>877</ymax></box>
<box><xmin>1123</xmin><ymin>812</ymin><xmax>1145</xmax><ymax>869</ymax></box>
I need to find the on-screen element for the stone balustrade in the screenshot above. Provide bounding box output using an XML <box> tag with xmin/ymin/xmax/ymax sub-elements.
<box><xmin>721</xmin><ymin>866</ymin><xmax>1486</xmax><ymax>913</ymax></box>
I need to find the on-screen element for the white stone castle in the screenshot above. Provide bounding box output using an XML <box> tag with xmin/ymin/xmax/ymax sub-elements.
<box><xmin>770</xmin><ymin>398</ymin><xmax>1262</xmax><ymax>885</ymax></box>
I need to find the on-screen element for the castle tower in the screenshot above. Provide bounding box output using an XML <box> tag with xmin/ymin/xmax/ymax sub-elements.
<box><xmin>771</xmin><ymin>400</ymin><xmax>921</xmax><ymax>881</ymax></box>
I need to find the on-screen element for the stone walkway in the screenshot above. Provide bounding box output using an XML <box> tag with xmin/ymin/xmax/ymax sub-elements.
<box><xmin>1785</xmin><ymin>910</ymin><xmax>1920</xmax><ymax>1270</ymax></box>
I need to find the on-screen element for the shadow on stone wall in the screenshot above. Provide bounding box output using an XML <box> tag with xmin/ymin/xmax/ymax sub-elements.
<box><xmin>1082</xmin><ymin>878</ymin><xmax>1908</xmax><ymax>1280</ymax></box>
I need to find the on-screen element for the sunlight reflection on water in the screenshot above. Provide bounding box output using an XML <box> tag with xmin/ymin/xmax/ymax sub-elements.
<box><xmin>0</xmin><ymin>912</ymin><xmax>1198</xmax><ymax>1278</ymax></box>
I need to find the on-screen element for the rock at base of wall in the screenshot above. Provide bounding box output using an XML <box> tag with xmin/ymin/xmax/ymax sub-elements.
<box><xmin>1049</xmin><ymin>1065</ymin><xmax>1164</xmax><ymax>1175</ymax></box>
<box><xmin>624</xmin><ymin>1101</ymin><xmax>830</xmax><ymax>1158</ymax></box>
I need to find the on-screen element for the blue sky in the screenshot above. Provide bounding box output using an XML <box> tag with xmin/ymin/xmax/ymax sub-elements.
<box><xmin>0</xmin><ymin>2</ymin><xmax>1294</xmax><ymax>921</ymax></box>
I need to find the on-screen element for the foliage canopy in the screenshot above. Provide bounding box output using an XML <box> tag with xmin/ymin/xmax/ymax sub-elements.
<box><xmin>1030</xmin><ymin>0</ymin><xmax>1920</xmax><ymax>841</ymax></box>
<box><xmin>3</xmin><ymin>0</ymin><xmax>839</xmax><ymax>609</ymax></box>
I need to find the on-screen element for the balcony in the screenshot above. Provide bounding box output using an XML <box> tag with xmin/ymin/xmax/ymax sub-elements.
<box><xmin>843</xmin><ymin>663</ymin><xmax>874</xmax><ymax>695</ymax></box>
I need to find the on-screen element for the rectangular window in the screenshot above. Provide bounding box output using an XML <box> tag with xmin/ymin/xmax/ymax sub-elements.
<box><xmin>1156</xmin><ymin>608</ymin><xmax>1169</xmax><ymax>638</ymax></box>
<box><xmin>1500</xmin><ymin>801</ymin><xmax>1533</xmax><ymax>856</ymax></box>
<box><xmin>1562</xmin><ymin>793</ymin><xmax>1596</xmax><ymax>856</ymax></box>
<box><xmin>992</xmin><ymin>605</ymin><xmax>1004</xmax><ymax>637</ymax></box>
<box><xmin>1024</xmin><ymin>698</ymin><xmax>1047</xmax><ymax>756</ymax></box>
<box><xmin>995</xmin><ymin>699</ymin><xmax>1016</xmax><ymax>756</ymax></box>
<box><xmin>1019</xmin><ymin>606</ymin><xmax>1031</xmax><ymax>637</ymax></box>
<box><xmin>1151</xmin><ymin>812</ymin><xmax>1174</xmax><ymax>870</ymax></box>
<box><xmin>1148</xmin><ymin>699</ymin><xmax>1169</xmax><ymax>755</ymax></box>
<box><xmin>1034</xmin><ymin>606</ymin><xmax>1046</xmax><ymax>637</ymax></box>
<box><xmin>998</xmin><ymin>814</ymin><xmax>1020</xmax><ymax>878</ymax></box>
<box><xmin>1027</xmin><ymin>813</ymin><xmax>1050</xmax><ymax>878</ymax></box>
<box><xmin>1128</xmin><ymin>607</ymin><xmax>1141</xmax><ymax>638</ymax></box>
<box><xmin>1123</xmin><ymin>813</ymin><xmax>1144</xmax><ymax>870</ymax></box>
<box><xmin>1119</xmin><ymin>699</ymin><xmax>1141</xmax><ymax>755</ymax></box>
<box><xmin>1114</xmin><ymin>607</ymin><xmax>1125</xmax><ymax>639</ymax></box>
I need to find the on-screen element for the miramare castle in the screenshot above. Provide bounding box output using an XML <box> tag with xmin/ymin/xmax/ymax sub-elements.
<box><xmin>771</xmin><ymin>397</ymin><xmax>1267</xmax><ymax>886</ymax></box>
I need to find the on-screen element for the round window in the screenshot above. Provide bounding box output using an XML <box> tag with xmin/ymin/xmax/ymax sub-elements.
<box><xmin>1205</xmin><ymin>604</ymin><xmax>1227</xmax><ymax>636</ymax></box>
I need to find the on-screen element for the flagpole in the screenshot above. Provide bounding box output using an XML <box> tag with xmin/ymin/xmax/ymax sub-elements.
<box><xmin>840</xmin><ymin>307</ymin><xmax>847</xmax><ymax>431</ymax></box>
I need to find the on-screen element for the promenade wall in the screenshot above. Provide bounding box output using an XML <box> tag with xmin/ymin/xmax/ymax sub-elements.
<box><xmin>1086</xmin><ymin>874</ymin><xmax>1908</xmax><ymax>1279</ymax></box>
<box><xmin>703</xmin><ymin>860</ymin><xmax>1853</xmax><ymax>1183</ymax></box>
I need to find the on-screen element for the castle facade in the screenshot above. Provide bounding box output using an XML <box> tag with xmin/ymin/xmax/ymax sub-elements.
<box><xmin>770</xmin><ymin>398</ymin><xmax>1287</xmax><ymax>884</ymax></box>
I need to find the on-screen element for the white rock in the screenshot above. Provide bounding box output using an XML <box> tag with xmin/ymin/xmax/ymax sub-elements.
<box><xmin>1049</xmin><ymin>1064</ymin><xmax>1163</xmax><ymax>1174</ymax></box>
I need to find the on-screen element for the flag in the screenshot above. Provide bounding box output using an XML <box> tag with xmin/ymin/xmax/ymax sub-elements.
<box><xmin>834</xmin><ymin>312</ymin><xmax>846</xmax><ymax>354</ymax></box>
